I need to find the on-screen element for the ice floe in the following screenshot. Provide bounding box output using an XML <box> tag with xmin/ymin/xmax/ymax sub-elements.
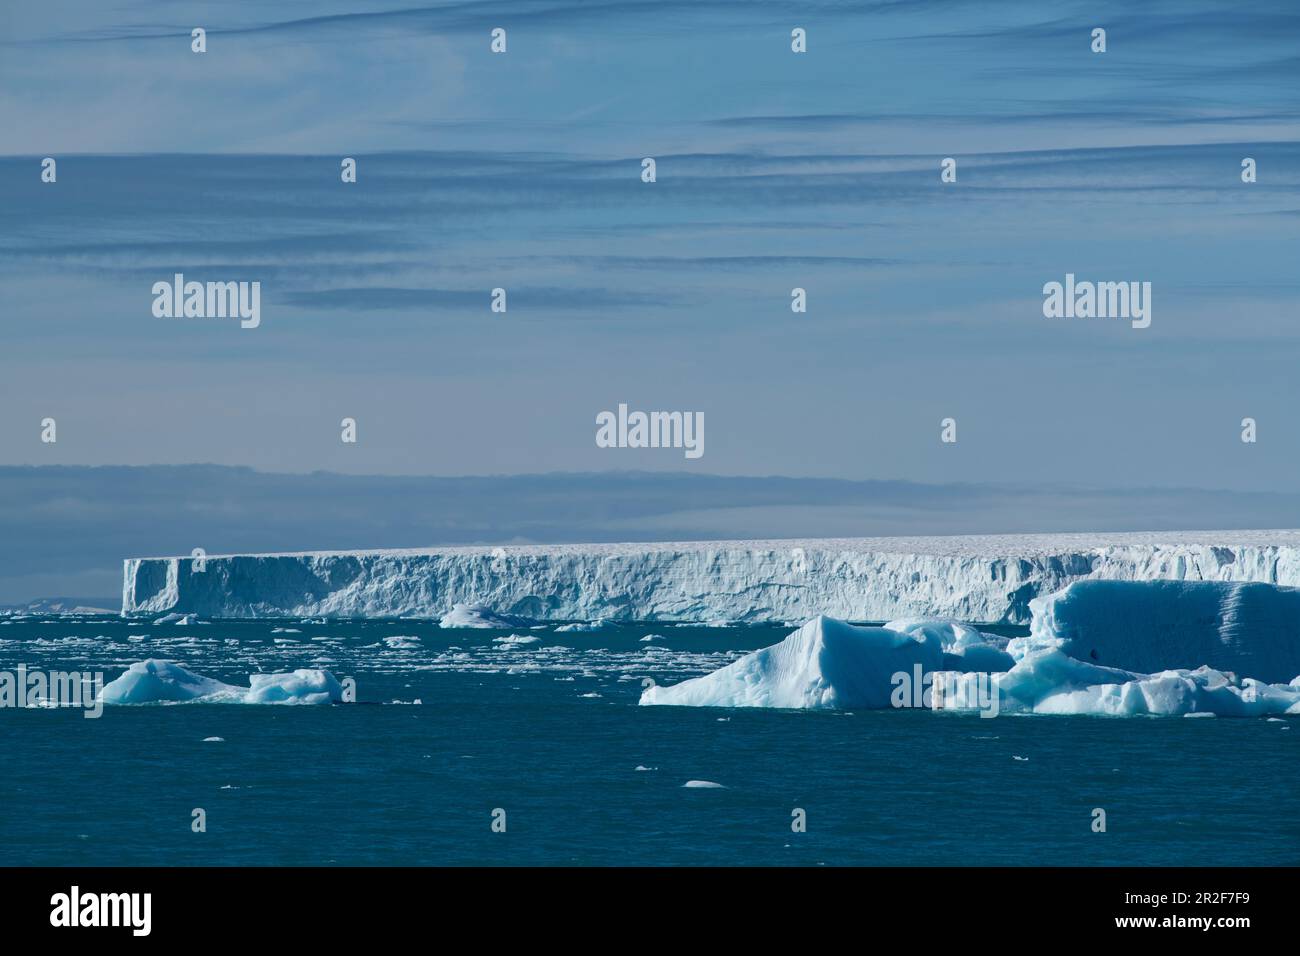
<box><xmin>100</xmin><ymin>659</ymin><xmax>343</xmax><ymax>705</ymax></box>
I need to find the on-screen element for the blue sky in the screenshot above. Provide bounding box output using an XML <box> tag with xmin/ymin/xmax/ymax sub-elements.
<box><xmin>1</xmin><ymin>1</ymin><xmax>1298</xmax><ymax>492</ymax></box>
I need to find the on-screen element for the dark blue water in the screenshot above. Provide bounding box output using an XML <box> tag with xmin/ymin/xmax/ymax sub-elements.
<box><xmin>1</xmin><ymin>615</ymin><xmax>1295</xmax><ymax>865</ymax></box>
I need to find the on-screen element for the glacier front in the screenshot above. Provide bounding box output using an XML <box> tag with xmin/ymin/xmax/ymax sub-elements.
<box><xmin>121</xmin><ymin>530</ymin><xmax>1300</xmax><ymax>624</ymax></box>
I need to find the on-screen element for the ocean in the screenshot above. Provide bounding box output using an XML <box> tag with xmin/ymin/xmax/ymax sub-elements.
<box><xmin>0</xmin><ymin>615</ymin><xmax>1295</xmax><ymax>866</ymax></box>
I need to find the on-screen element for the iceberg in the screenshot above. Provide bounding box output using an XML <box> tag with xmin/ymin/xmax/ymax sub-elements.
<box><xmin>438</xmin><ymin>603</ymin><xmax>532</xmax><ymax>629</ymax></box>
<box><xmin>100</xmin><ymin>659</ymin><xmax>235</xmax><ymax>703</ymax></box>
<box><xmin>121</xmin><ymin>530</ymin><xmax>1300</xmax><ymax>623</ymax></box>
<box><xmin>100</xmin><ymin>659</ymin><xmax>343</xmax><ymax>705</ymax></box>
<box><xmin>885</xmin><ymin>618</ymin><xmax>1015</xmax><ymax>673</ymax></box>
<box><xmin>640</xmin><ymin>578</ymin><xmax>1300</xmax><ymax>718</ymax></box>
<box><xmin>640</xmin><ymin>616</ymin><xmax>944</xmax><ymax>709</ymax></box>
<box><xmin>152</xmin><ymin>612</ymin><xmax>196</xmax><ymax>626</ymax></box>
<box><xmin>938</xmin><ymin>650</ymin><xmax>1300</xmax><ymax>718</ymax></box>
<box><xmin>1023</xmin><ymin>579</ymin><xmax>1300</xmax><ymax>683</ymax></box>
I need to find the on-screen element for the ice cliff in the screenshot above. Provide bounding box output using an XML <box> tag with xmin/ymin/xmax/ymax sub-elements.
<box><xmin>122</xmin><ymin>530</ymin><xmax>1300</xmax><ymax>624</ymax></box>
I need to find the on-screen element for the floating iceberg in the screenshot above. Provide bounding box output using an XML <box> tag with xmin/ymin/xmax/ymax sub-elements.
<box><xmin>937</xmin><ymin>649</ymin><xmax>1300</xmax><ymax>718</ymax></box>
<box><xmin>640</xmin><ymin>579</ymin><xmax>1300</xmax><ymax>718</ymax></box>
<box><xmin>640</xmin><ymin>616</ymin><xmax>944</xmax><ymax>710</ymax></box>
<box><xmin>122</xmin><ymin>530</ymin><xmax>1300</xmax><ymax>623</ymax></box>
<box><xmin>1023</xmin><ymin>579</ymin><xmax>1300</xmax><ymax>684</ymax></box>
<box><xmin>100</xmin><ymin>659</ymin><xmax>233</xmax><ymax>703</ymax></box>
<box><xmin>438</xmin><ymin>603</ymin><xmax>532</xmax><ymax>629</ymax></box>
<box><xmin>493</xmin><ymin>633</ymin><xmax>541</xmax><ymax>645</ymax></box>
<box><xmin>884</xmin><ymin>618</ymin><xmax>1015</xmax><ymax>673</ymax></box>
<box><xmin>152</xmin><ymin>612</ymin><xmax>196</xmax><ymax>626</ymax></box>
<box><xmin>100</xmin><ymin>659</ymin><xmax>343</xmax><ymax>705</ymax></box>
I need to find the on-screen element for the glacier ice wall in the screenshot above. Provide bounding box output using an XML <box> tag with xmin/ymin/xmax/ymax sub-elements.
<box><xmin>121</xmin><ymin>531</ymin><xmax>1300</xmax><ymax>623</ymax></box>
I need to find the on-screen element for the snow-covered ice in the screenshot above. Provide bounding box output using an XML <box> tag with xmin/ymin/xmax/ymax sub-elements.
<box><xmin>122</xmin><ymin>530</ymin><xmax>1300</xmax><ymax>624</ymax></box>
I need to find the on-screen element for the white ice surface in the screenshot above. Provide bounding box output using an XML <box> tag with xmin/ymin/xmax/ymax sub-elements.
<box><xmin>1022</xmin><ymin>579</ymin><xmax>1300</xmax><ymax>683</ymax></box>
<box><xmin>123</xmin><ymin>530</ymin><xmax>1300</xmax><ymax>624</ymax></box>
<box><xmin>640</xmin><ymin>579</ymin><xmax>1300</xmax><ymax>717</ymax></box>
<box><xmin>640</xmin><ymin>615</ymin><xmax>944</xmax><ymax>710</ymax></box>
<box><xmin>438</xmin><ymin>603</ymin><xmax>531</xmax><ymax>628</ymax></box>
<box><xmin>100</xmin><ymin>659</ymin><xmax>343</xmax><ymax>705</ymax></box>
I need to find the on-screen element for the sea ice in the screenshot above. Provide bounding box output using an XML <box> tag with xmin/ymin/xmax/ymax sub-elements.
<box><xmin>493</xmin><ymin>634</ymin><xmax>541</xmax><ymax>645</ymax></box>
<box><xmin>438</xmin><ymin>603</ymin><xmax>532</xmax><ymax>628</ymax></box>
<box><xmin>555</xmin><ymin>620</ymin><xmax>607</xmax><ymax>632</ymax></box>
<box><xmin>383</xmin><ymin>635</ymin><xmax>421</xmax><ymax>650</ymax></box>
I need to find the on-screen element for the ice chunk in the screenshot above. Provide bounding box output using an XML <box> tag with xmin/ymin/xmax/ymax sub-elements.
<box><xmin>383</xmin><ymin>635</ymin><xmax>421</xmax><ymax>649</ymax></box>
<box><xmin>438</xmin><ymin>603</ymin><xmax>531</xmax><ymax>629</ymax></box>
<box><xmin>492</xmin><ymin>634</ymin><xmax>541</xmax><ymax>645</ymax></box>
<box><xmin>245</xmin><ymin>669</ymin><xmax>343</xmax><ymax>704</ymax></box>
<box><xmin>152</xmin><ymin>612</ymin><xmax>196</xmax><ymax>626</ymax></box>
<box><xmin>640</xmin><ymin>615</ymin><xmax>943</xmax><ymax>710</ymax></box>
<box><xmin>100</xmin><ymin>660</ymin><xmax>238</xmax><ymax>703</ymax></box>
<box><xmin>100</xmin><ymin>659</ymin><xmax>342</xmax><ymax>705</ymax></box>
<box><xmin>936</xmin><ymin>649</ymin><xmax>1300</xmax><ymax>717</ymax></box>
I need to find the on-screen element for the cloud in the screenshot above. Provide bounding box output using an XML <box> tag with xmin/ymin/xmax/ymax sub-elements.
<box><xmin>6</xmin><ymin>464</ymin><xmax>1300</xmax><ymax>604</ymax></box>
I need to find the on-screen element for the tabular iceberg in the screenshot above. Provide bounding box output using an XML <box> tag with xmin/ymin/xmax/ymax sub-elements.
<box><xmin>122</xmin><ymin>530</ymin><xmax>1300</xmax><ymax>623</ymax></box>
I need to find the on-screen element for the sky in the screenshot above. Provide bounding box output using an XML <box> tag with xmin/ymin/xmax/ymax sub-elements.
<box><xmin>10</xmin><ymin>465</ymin><xmax>1300</xmax><ymax>604</ymax></box>
<box><xmin>0</xmin><ymin>2</ymin><xmax>1298</xmax><ymax>598</ymax></box>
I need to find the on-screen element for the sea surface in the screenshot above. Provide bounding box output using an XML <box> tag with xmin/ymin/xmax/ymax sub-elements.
<box><xmin>0</xmin><ymin>615</ymin><xmax>1295</xmax><ymax>866</ymax></box>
